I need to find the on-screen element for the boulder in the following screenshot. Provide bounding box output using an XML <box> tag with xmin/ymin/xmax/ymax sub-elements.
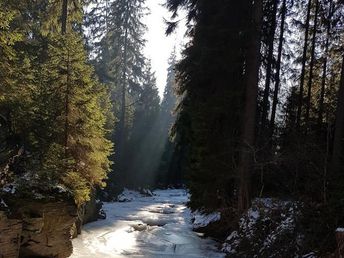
<box><xmin>82</xmin><ymin>189</ymin><xmax>103</xmax><ymax>225</ymax></box>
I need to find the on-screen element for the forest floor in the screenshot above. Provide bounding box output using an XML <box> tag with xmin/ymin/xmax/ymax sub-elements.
<box><xmin>70</xmin><ymin>189</ymin><xmax>225</xmax><ymax>258</ymax></box>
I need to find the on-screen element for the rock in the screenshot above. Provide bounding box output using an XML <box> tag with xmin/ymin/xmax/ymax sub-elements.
<box><xmin>80</xmin><ymin>189</ymin><xmax>104</xmax><ymax>225</ymax></box>
<box><xmin>98</xmin><ymin>209</ymin><xmax>106</xmax><ymax>220</ymax></box>
<box><xmin>0</xmin><ymin>211</ymin><xmax>22</xmax><ymax>258</ymax></box>
<box><xmin>131</xmin><ymin>223</ymin><xmax>148</xmax><ymax>231</ymax></box>
<box><xmin>71</xmin><ymin>189</ymin><xmax>105</xmax><ymax>239</ymax></box>
<box><xmin>0</xmin><ymin>195</ymin><xmax>77</xmax><ymax>258</ymax></box>
<box><xmin>70</xmin><ymin>221</ymin><xmax>78</xmax><ymax>239</ymax></box>
<box><xmin>139</xmin><ymin>188</ymin><xmax>154</xmax><ymax>197</ymax></box>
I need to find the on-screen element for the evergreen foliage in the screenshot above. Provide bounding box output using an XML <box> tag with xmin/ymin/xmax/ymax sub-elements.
<box><xmin>157</xmin><ymin>50</ymin><xmax>181</xmax><ymax>187</ymax></box>
<box><xmin>167</xmin><ymin>0</ymin><xmax>344</xmax><ymax>254</ymax></box>
<box><xmin>0</xmin><ymin>0</ymin><xmax>113</xmax><ymax>204</ymax></box>
<box><xmin>85</xmin><ymin>0</ymin><xmax>165</xmax><ymax>191</ymax></box>
<box><xmin>167</xmin><ymin>0</ymin><xmax>252</xmax><ymax>210</ymax></box>
<box><xmin>2</xmin><ymin>0</ymin><xmax>344</xmax><ymax>254</ymax></box>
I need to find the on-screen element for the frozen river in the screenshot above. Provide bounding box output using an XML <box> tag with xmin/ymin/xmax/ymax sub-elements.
<box><xmin>70</xmin><ymin>189</ymin><xmax>225</xmax><ymax>257</ymax></box>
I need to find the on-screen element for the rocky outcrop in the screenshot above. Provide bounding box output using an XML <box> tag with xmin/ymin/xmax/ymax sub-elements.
<box><xmin>83</xmin><ymin>190</ymin><xmax>102</xmax><ymax>225</ymax></box>
<box><xmin>0</xmin><ymin>196</ymin><xmax>77</xmax><ymax>258</ymax></box>
<box><xmin>71</xmin><ymin>189</ymin><xmax>103</xmax><ymax>239</ymax></box>
<box><xmin>0</xmin><ymin>211</ymin><xmax>22</xmax><ymax>258</ymax></box>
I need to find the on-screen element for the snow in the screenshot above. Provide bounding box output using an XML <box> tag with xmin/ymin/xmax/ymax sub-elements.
<box><xmin>55</xmin><ymin>184</ymin><xmax>68</xmax><ymax>193</ymax></box>
<box><xmin>117</xmin><ymin>188</ymin><xmax>149</xmax><ymax>202</ymax></box>
<box><xmin>222</xmin><ymin>198</ymin><xmax>299</xmax><ymax>256</ymax></box>
<box><xmin>70</xmin><ymin>189</ymin><xmax>225</xmax><ymax>258</ymax></box>
<box><xmin>301</xmin><ymin>253</ymin><xmax>317</xmax><ymax>258</ymax></box>
<box><xmin>2</xmin><ymin>184</ymin><xmax>16</xmax><ymax>194</ymax></box>
<box><xmin>0</xmin><ymin>199</ymin><xmax>8</xmax><ymax>208</ymax></box>
<box><xmin>192</xmin><ymin>211</ymin><xmax>221</xmax><ymax>229</ymax></box>
<box><xmin>336</xmin><ymin>228</ymin><xmax>344</xmax><ymax>233</ymax></box>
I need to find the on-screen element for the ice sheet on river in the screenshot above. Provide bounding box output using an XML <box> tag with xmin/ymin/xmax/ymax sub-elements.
<box><xmin>70</xmin><ymin>189</ymin><xmax>225</xmax><ymax>258</ymax></box>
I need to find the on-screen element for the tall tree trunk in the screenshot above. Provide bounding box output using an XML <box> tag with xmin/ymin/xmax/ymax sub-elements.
<box><xmin>305</xmin><ymin>0</ymin><xmax>319</xmax><ymax>127</ymax></box>
<box><xmin>317</xmin><ymin>0</ymin><xmax>332</xmax><ymax>132</ymax></box>
<box><xmin>269</xmin><ymin>0</ymin><xmax>287</xmax><ymax>136</ymax></box>
<box><xmin>117</xmin><ymin>5</ymin><xmax>130</xmax><ymax>177</ymax></box>
<box><xmin>62</xmin><ymin>0</ymin><xmax>69</xmax><ymax>156</ymax></box>
<box><xmin>260</xmin><ymin>0</ymin><xmax>278</xmax><ymax>134</ymax></box>
<box><xmin>61</xmin><ymin>0</ymin><xmax>68</xmax><ymax>35</ymax></box>
<box><xmin>238</xmin><ymin>0</ymin><xmax>263</xmax><ymax>212</ymax></box>
<box><xmin>296</xmin><ymin>0</ymin><xmax>312</xmax><ymax>130</ymax></box>
<box><xmin>331</xmin><ymin>54</ymin><xmax>344</xmax><ymax>171</ymax></box>
<box><xmin>119</xmin><ymin>25</ymin><xmax>128</xmax><ymax>146</ymax></box>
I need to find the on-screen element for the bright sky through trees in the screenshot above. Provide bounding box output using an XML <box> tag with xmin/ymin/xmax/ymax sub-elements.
<box><xmin>143</xmin><ymin>0</ymin><xmax>187</xmax><ymax>98</ymax></box>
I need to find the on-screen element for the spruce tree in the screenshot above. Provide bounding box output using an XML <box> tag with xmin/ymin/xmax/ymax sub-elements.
<box><xmin>0</xmin><ymin>0</ymin><xmax>114</xmax><ymax>204</ymax></box>
<box><xmin>85</xmin><ymin>0</ymin><xmax>149</xmax><ymax>190</ymax></box>
<box><xmin>166</xmin><ymin>0</ymin><xmax>257</xmax><ymax>211</ymax></box>
<box><xmin>125</xmin><ymin>61</ymin><xmax>161</xmax><ymax>187</ymax></box>
<box><xmin>0</xmin><ymin>1</ymin><xmax>34</xmax><ymax>164</ymax></box>
<box><xmin>158</xmin><ymin>50</ymin><xmax>180</xmax><ymax>186</ymax></box>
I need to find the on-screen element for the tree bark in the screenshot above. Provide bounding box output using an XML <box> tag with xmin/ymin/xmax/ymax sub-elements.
<box><xmin>296</xmin><ymin>0</ymin><xmax>312</xmax><ymax>130</ymax></box>
<box><xmin>305</xmin><ymin>0</ymin><xmax>319</xmax><ymax>127</ymax></box>
<box><xmin>119</xmin><ymin>24</ymin><xmax>128</xmax><ymax>147</ymax></box>
<box><xmin>117</xmin><ymin>4</ymin><xmax>130</xmax><ymax>175</ymax></box>
<box><xmin>317</xmin><ymin>0</ymin><xmax>332</xmax><ymax>132</ymax></box>
<box><xmin>62</xmin><ymin>0</ymin><xmax>69</xmax><ymax>156</ymax></box>
<box><xmin>269</xmin><ymin>0</ymin><xmax>287</xmax><ymax>136</ymax></box>
<box><xmin>331</xmin><ymin>54</ymin><xmax>344</xmax><ymax>171</ymax></box>
<box><xmin>238</xmin><ymin>0</ymin><xmax>263</xmax><ymax>212</ymax></box>
<box><xmin>260</xmin><ymin>0</ymin><xmax>278</xmax><ymax>134</ymax></box>
<box><xmin>61</xmin><ymin>0</ymin><xmax>68</xmax><ymax>35</ymax></box>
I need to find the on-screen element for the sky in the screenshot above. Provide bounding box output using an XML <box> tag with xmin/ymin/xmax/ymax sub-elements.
<box><xmin>143</xmin><ymin>0</ymin><xmax>187</xmax><ymax>99</ymax></box>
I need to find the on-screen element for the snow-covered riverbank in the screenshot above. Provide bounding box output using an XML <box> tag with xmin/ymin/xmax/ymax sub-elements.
<box><xmin>70</xmin><ymin>189</ymin><xmax>225</xmax><ymax>257</ymax></box>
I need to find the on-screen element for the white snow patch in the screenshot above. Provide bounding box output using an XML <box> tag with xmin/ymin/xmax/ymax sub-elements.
<box><xmin>33</xmin><ymin>192</ymin><xmax>45</xmax><ymax>199</ymax></box>
<box><xmin>226</xmin><ymin>231</ymin><xmax>239</xmax><ymax>242</ymax></box>
<box><xmin>221</xmin><ymin>231</ymin><xmax>239</xmax><ymax>254</ymax></box>
<box><xmin>301</xmin><ymin>252</ymin><xmax>317</xmax><ymax>258</ymax></box>
<box><xmin>117</xmin><ymin>188</ymin><xmax>146</xmax><ymax>202</ymax></box>
<box><xmin>55</xmin><ymin>184</ymin><xmax>68</xmax><ymax>193</ymax></box>
<box><xmin>192</xmin><ymin>211</ymin><xmax>221</xmax><ymax>229</ymax></box>
<box><xmin>0</xmin><ymin>199</ymin><xmax>8</xmax><ymax>208</ymax></box>
<box><xmin>141</xmin><ymin>188</ymin><xmax>154</xmax><ymax>196</ymax></box>
<box><xmin>2</xmin><ymin>184</ymin><xmax>16</xmax><ymax>194</ymax></box>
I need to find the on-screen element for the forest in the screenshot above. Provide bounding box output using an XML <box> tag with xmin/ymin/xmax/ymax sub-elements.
<box><xmin>0</xmin><ymin>0</ymin><xmax>344</xmax><ymax>257</ymax></box>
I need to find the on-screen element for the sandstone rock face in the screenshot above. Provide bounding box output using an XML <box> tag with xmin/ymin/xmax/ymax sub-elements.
<box><xmin>0</xmin><ymin>211</ymin><xmax>22</xmax><ymax>258</ymax></box>
<box><xmin>0</xmin><ymin>199</ymin><xmax>77</xmax><ymax>258</ymax></box>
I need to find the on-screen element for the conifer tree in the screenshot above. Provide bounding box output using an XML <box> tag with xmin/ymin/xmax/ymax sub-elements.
<box><xmin>85</xmin><ymin>0</ymin><xmax>148</xmax><ymax>189</ymax></box>
<box><xmin>124</xmin><ymin>62</ymin><xmax>161</xmax><ymax>187</ymax></box>
<box><xmin>9</xmin><ymin>0</ymin><xmax>115</xmax><ymax>204</ymax></box>
<box><xmin>157</xmin><ymin>50</ymin><xmax>179</xmax><ymax>186</ymax></box>
<box><xmin>161</xmin><ymin>50</ymin><xmax>178</xmax><ymax>135</ymax></box>
<box><xmin>0</xmin><ymin>1</ymin><xmax>34</xmax><ymax>162</ymax></box>
<box><xmin>296</xmin><ymin>0</ymin><xmax>312</xmax><ymax>129</ymax></box>
<box><xmin>269</xmin><ymin>0</ymin><xmax>287</xmax><ymax>136</ymax></box>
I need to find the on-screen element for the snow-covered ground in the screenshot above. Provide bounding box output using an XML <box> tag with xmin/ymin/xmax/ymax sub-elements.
<box><xmin>70</xmin><ymin>189</ymin><xmax>225</xmax><ymax>258</ymax></box>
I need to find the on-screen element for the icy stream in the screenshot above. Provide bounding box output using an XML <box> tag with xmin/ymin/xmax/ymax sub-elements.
<box><xmin>70</xmin><ymin>189</ymin><xmax>225</xmax><ymax>258</ymax></box>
